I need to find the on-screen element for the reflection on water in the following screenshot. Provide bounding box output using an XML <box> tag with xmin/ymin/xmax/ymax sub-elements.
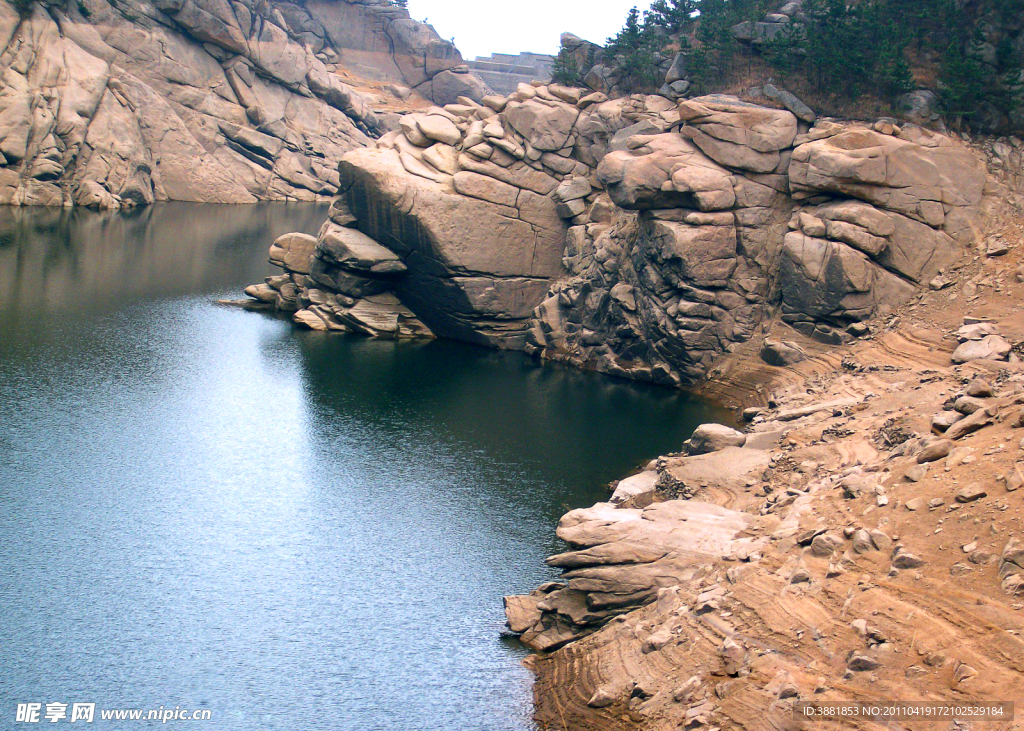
<box><xmin>0</xmin><ymin>202</ymin><xmax>328</xmax><ymax>313</ymax></box>
<box><xmin>0</xmin><ymin>203</ymin><xmax>728</xmax><ymax>730</ymax></box>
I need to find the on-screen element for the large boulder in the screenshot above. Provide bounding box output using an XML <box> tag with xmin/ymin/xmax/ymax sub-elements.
<box><xmin>789</xmin><ymin>128</ymin><xmax>987</xmax><ymax>234</ymax></box>
<box><xmin>687</xmin><ymin>423</ymin><xmax>747</xmax><ymax>454</ymax></box>
<box><xmin>504</xmin><ymin>98</ymin><xmax>580</xmax><ymax>153</ymax></box>
<box><xmin>678</xmin><ymin>95</ymin><xmax>798</xmax><ymax>173</ymax></box>
<box><xmin>336</xmin><ymin>146</ymin><xmax>567</xmax><ymax>347</ymax></box>
<box><xmin>316</xmin><ymin>223</ymin><xmax>407</xmax><ymax>275</ymax></box>
<box><xmin>597</xmin><ymin>134</ymin><xmax>735</xmax><ymax>211</ymax></box>
<box><xmin>269</xmin><ymin>232</ymin><xmax>317</xmax><ymax>274</ymax></box>
<box><xmin>779</xmin><ymin>231</ymin><xmax>915</xmax><ymax>324</ymax></box>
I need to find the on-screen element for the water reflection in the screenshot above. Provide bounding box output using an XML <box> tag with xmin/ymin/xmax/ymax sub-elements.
<box><xmin>0</xmin><ymin>202</ymin><xmax>328</xmax><ymax>314</ymax></box>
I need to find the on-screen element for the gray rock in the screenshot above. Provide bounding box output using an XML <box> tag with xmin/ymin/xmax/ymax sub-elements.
<box><xmin>847</xmin><ymin>653</ymin><xmax>880</xmax><ymax>671</ymax></box>
<box><xmin>665</xmin><ymin>52</ymin><xmax>687</xmax><ymax>84</ymax></box>
<box><xmin>897</xmin><ymin>90</ymin><xmax>940</xmax><ymax>124</ymax></box>
<box><xmin>892</xmin><ymin>550</ymin><xmax>925</xmax><ymax>569</ymax></box>
<box><xmin>953</xmin><ymin>396</ymin><xmax>987</xmax><ymax>415</ymax></box>
<box><xmin>904</xmin><ymin>464</ymin><xmax>928</xmax><ymax>482</ymax></box>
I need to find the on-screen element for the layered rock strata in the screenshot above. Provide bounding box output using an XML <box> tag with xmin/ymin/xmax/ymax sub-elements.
<box><xmin>517</xmin><ymin>299</ymin><xmax>1024</xmax><ymax>729</ymax></box>
<box><xmin>0</xmin><ymin>0</ymin><xmax>486</xmax><ymax>208</ymax></box>
<box><xmin>251</xmin><ymin>87</ymin><xmax>989</xmax><ymax>388</ymax></box>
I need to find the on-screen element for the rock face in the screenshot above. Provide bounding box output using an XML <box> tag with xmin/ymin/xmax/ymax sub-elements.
<box><xmin>248</xmin><ymin>88</ymin><xmax>991</xmax><ymax>382</ymax></box>
<box><xmin>0</xmin><ymin>0</ymin><xmax>483</xmax><ymax>208</ymax></box>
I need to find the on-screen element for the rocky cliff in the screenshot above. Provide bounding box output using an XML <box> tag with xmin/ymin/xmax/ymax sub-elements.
<box><xmin>0</xmin><ymin>0</ymin><xmax>488</xmax><ymax>208</ymax></box>
<box><xmin>244</xmin><ymin>83</ymin><xmax>995</xmax><ymax>389</ymax></box>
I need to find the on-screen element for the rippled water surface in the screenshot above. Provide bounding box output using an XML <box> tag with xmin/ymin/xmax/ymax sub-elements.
<box><xmin>0</xmin><ymin>203</ymin><xmax>728</xmax><ymax>730</ymax></box>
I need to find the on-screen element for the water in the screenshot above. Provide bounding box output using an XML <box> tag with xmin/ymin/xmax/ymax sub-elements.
<box><xmin>0</xmin><ymin>203</ymin><xmax>728</xmax><ymax>730</ymax></box>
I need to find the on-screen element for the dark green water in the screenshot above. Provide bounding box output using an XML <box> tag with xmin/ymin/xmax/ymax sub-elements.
<box><xmin>0</xmin><ymin>203</ymin><xmax>727</xmax><ymax>730</ymax></box>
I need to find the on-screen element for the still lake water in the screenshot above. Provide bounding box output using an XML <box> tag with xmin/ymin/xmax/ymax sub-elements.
<box><xmin>0</xmin><ymin>203</ymin><xmax>727</xmax><ymax>730</ymax></box>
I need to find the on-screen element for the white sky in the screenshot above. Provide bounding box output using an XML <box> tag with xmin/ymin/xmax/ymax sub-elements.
<box><xmin>407</xmin><ymin>0</ymin><xmax>655</xmax><ymax>60</ymax></box>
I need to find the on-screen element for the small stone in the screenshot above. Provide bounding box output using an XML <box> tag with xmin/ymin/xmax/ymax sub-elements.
<box><xmin>852</xmin><ymin>529</ymin><xmax>875</xmax><ymax>554</ymax></box>
<box><xmin>870</xmin><ymin>530</ymin><xmax>892</xmax><ymax>552</ymax></box>
<box><xmin>790</xmin><ymin>567</ymin><xmax>812</xmax><ymax>584</ymax></box>
<box><xmin>956</xmin><ymin>322</ymin><xmax>999</xmax><ymax>341</ymax></box>
<box><xmin>892</xmin><ymin>551</ymin><xmax>925</xmax><ymax>569</ymax></box>
<box><xmin>1005</xmin><ymin>466</ymin><xmax>1024</xmax><ymax>492</ymax></box>
<box><xmin>955</xmin><ymin>484</ymin><xmax>987</xmax><ymax>503</ymax></box>
<box><xmin>587</xmin><ymin>685</ymin><xmax>618</xmax><ymax>708</ymax></box>
<box><xmin>847</xmin><ymin>653</ymin><xmax>880</xmax><ymax>671</ymax></box>
<box><xmin>904</xmin><ymin>464</ymin><xmax>928</xmax><ymax>482</ymax></box>
<box><xmin>905</xmin><ymin>498</ymin><xmax>926</xmax><ymax>511</ymax></box>
<box><xmin>642</xmin><ymin>629</ymin><xmax>673</xmax><ymax>653</ymax></box>
<box><xmin>928</xmin><ymin>498</ymin><xmax>945</xmax><ymax>509</ymax></box>
<box><xmin>986</xmin><ymin>240</ymin><xmax>1010</xmax><ymax>257</ymax></box>
<box><xmin>931</xmin><ymin>411</ymin><xmax>962</xmax><ymax>433</ymax></box>
<box><xmin>953</xmin><ymin>662</ymin><xmax>978</xmax><ymax>684</ymax></box>
<box><xmin>953</xmin><ymin>395</ymin><xmax>986</xmax><ymax>415</ymax></box>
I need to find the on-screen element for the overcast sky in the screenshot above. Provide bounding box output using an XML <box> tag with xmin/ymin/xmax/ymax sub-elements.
<box><xmin>407</xmin><ymin>0</ymin><xmax>654</xmax><ymax>60</ymax></box>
